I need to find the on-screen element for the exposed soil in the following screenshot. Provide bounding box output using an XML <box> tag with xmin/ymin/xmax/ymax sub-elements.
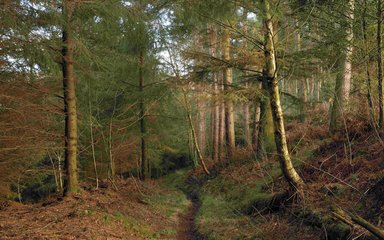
<box><xmin>177</xmin><ymin>197</ymin><xmax>206</xmax><ymax>240</ymax></box>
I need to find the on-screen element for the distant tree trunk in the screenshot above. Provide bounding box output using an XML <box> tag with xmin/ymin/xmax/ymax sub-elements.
<box><xmin>244</xmin><ymin>98</ymin><xmax>252</xmax><ymax>148</ymax></box>
<box><xmin>262</xmin><ymin>0</ymin><xmax>304</xmax><ymax>193</ymax></box>
<box><xmin>223</xmin><ymin>27</ymin><xmax>235</xmax><ymax>159</ymax></box>
<box><xmin>243</xmin><ymin>12</ymin><xmax>252</xmax><ymax>150</ymax></box>
<box><xmin>183</xmin><ymin>89</ymin><xmax>210</xmax><ymax>175</ymax></box>
<box><xmin>139</xmin><ymin>51</ymin><xmax>149</xmax><ymax>180</ymax></box>
<box><xmin>108</xmin><ymin>93</ymin><xmax>117</xmax><ymax>180</ymax></box>
<box><xmin>317</xmin><ymin>76</ymin><xmax>322</xmax><ymax>102</ymax></box>
<box><xmin>88</xmin><ymin>80</ymin><xmax>99</xmax><ymax>189</ymax></box>
<box><xmin>252</xmin><ymin>82</ymin><xmax>262</xmax><ymax>150</ymax></box>
<box><xmin>329</xmin><ymin>0</ymin><xmax>354</xmax><ymax>133</ymax></box>
<box><xmin>363</xmin><ymin>0</ymin><xmax>375</xmax><ymax>126</ymax></box>
<box><xmin>62</xmin><ymin>0</ymin><xmax>79</xmax><ymax>195</ymax></box>
<box><xmin>377</xmin><ymin>0</ymin><xmax>384</xmax><ymax>128</ymax></box>
<box><xmin>209</xmin><ymin>25</ymin><xmax>220</xmax><ymax>162</ymax></box>
<box><xmin>301</xmin><ymin>78</ymin><xmax>307</xmax><ymax>122</ymax></box>
<box><xmin>256</xmin><ymin>79</ymin><xmax>275</xmax><ymax>160</ymax></box>
<box><xmin>218</xmin><ymin>72</ymin><xmax>226</xmax><ymax>161</ymax></box>
<box><xmin>197</xmin><ymin>89</ymin><xmax>206</xmax><ymax>157</ymax></box>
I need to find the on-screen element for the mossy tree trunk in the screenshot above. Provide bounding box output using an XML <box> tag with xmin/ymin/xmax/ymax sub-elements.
<box><xmin>262</xmin><ymin>0</ymin><xmax>305</xmax><ymax>193</ymax></box>
<box><xmin>62</xmin><ymin>0</ymin><xmax>79</xmax><ymax>195</ymax></box>
<box><xmin>256</xmin><ymin>79</ymin><xmax>275</xmax><ymax>160</ymax></box>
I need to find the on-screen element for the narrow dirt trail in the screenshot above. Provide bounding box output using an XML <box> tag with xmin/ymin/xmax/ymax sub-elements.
<box><xmin>176</xmin><ymin>173</ymin><xmax>209</xmax><ymax>240</ymax></box>
<box><xmin>177</xmin><ymin>196</ymin><xmax>206</xmax><ymax>240</ymax></box>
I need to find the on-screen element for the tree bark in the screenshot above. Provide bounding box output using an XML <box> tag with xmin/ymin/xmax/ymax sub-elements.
<box><xmin>329</xmin><ymin>0</ymin><xmax>354</xmax><ymax>133</ymax></box>
<box><xmin>183</xmin><ymin>89</ymin><xmax>210</xmax><ymax>175</ymax></box>
<box><xmin>197</xmin><ymin>90</ymin><xmax>206</xmax><ymax>157</ymax></box>
<box><xmin>362</xmin><ymin>0</ymin><xmax>375</xmax><ymax>126</ymax></box>
<box><xmin>377</xmin><ymin>0</ymin><xmax>384</xmax><ymax>128</ymax></box>
<box><xmin>219</xmin><ymin>72</ymin><xmax>226</xmax><ymax>161</ymax></box>
<box><xmin>209</xmin><ymin>25</ymin><xmax>220</xmax><ymax>162</ymax></box>
<box><xmin>252</xmin><ymin>82</ymin><xmax>262</xmax><ymax>150</ymax></box>
<box><xmin>244</xmin><ymin>99</ymin><xmax>252</xmax><ymax>149</ymax></box>
<box><xmin>262</xmin><ymin>0</ymin><xmax>304</xmax><ymax>193</ymax></box>
<box><xmin>62</xmin><ymin>0</ymin><xmax>79</xmax><ymax>195</ymax></box>
<box><xmin>88</xmin><ymin>79</ymin><xmax>99</xmax><ymax>189</ymax></box>
<box><xmin>256</xmin><ymin>79</ymin><xmax>275</xmax><ymax>160</ymax></box>
<box><xmin>223</xmin><ymin>27</ymin><xmax>236</xmax><ymax>159</ymax></box>
<box><xmin>139</xmin><ymin>51</ymin><xmax>149</xmax><ymax>180</ymax></box>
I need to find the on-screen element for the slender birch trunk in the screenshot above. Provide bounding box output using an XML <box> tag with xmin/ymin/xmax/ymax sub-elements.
<box><xmin>183</xmin><ymin>89</ymin><xmax>210</xmax><ymax>175</ymax></box>
<box><xmin>262</xmin><ymin>0</ymin><xmax>304</xmax><ymax>193</ymax></box>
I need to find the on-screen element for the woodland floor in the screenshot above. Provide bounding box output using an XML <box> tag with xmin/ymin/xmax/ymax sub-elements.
<box><xmin>0</xmin><ymin>178</ymin><xmax>192</xmax><ymax>240</ymax></box>
<box><xmin>0</xmin><ymin>120</ymin><xmax>383</xmax><ymax>240</ymax></box>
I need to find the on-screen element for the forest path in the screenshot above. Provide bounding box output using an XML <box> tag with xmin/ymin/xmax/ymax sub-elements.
<box><xmin>177</xmin><ymin>197</ymin><xmax>204</xmax><ymax>240</ymax></box>
<box><xmin>175</xmin><ymin>171</ymin><xmax>213</xmax><ymax>240</ymax></box>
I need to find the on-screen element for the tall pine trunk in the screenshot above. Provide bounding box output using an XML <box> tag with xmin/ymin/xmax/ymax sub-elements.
<box><xmin>256</xmin><ymin>79</ymin><xmax>275</xmax><ymax>160</ymax></box>
<box><xmin>377</xmin><ymin>0</ymin><xmax>384</xmax><ymax>128</ymax></box>
<box><xmin>62</xmin><ymin>0</ymin><xmax>79</xmax><ymax>195</ymax></box>
<box><xmin>197</xmin><ymin>91</ymin><xmax>206</xmax><ymax>157</ymax></box>
<box><xmin>223</xmin><ymin>27</ymin><xmax>235</xmax><ymax>159</ymax></box>
<box><xmin>329</xmin><ymin>0</ymin><xmax>354</xmax><ymax>133</ymax></box>
<box><xmin>252</xmin><ymin>82</ymin><xmax>262</xmax><ymax>150</ymax></box>
<box><xmin>363</xmin><ymin>0</ymin><xmax>375</xmax><ymax>126</ymax></box>
<box><xmin>139</xmin><ymin>51</ymin><xmax>149</xmax><ymax>180</ymax></box>
<box><xmin>219</xmin><ymin>72</ymin><xmax>226</xmax><ymax>161</ymax></box>
<box><xmin>262</xmin><ymin>0</ymin><xmax>304</xmax><ymax>193</ymax></box>
<box><xmin>209</xmin><ymin>25</ymin><xmax>220</xmax><ymax>162</ymax></box>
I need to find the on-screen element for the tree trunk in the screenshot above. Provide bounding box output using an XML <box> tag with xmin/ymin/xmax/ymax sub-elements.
<box><xmin>301</xmin><ymin>78</ymin><xmax>307</xmax><ymax>122</ymax></box>
<box><xmin>262</xmin><ymin>0</ymin><xmax>304</xmax><ymax>193</ymax></box>
<box><xmin>108</xmin><ymin>93</ymin><xmax>117</xmax><ymax>180</ymax></box>
<box><xmin>363</xmin><ymin>0</ymin><xmax>375</xmax><ymax>126</ymax></box>
<box><xmin>183</xmin><ymin>89</ymin><xmax>210</xmax><ymax>175</ymax></box>
<box><xmin>219</xmin><ymin>72</ymin><xmax>226</xmax><ymax>161</ymax></box>
<box><xmin>139</xmin><ymin>51</ymin><xmax>149</xmax><ymax>180</ymax></box>
<box><xmin>252</xmin><ymin>82</ymin><xmax>262</xmax><ymax>150</ymax></box>
<box><xmin>209</xmin><ymin>25</ymin><xmax>220</xmax><ymax>162</ymax></box>
<box><xmin>329</xmin><ymin>0</ymin><xmax>354</xmax><ymax>133</ymax></box>
<box><xmin>244</xmin><ymin>99</ymin><xmax>252</xmax><ymax>149</ymax></box>
<box><xmin>256</xmin><ymin>79</ymin><xmax>275</xmax><ymax>160</ymax></box>
<box><xmin>88</xmin><ymin>80</ymin><xmax>99</xmax><ymax>189</ymax></box>
<box><xmin>197</xmin><ymin>90</ymin><xmax>206</xmax><ymax>157</ymax></box>
<box><xmin>377</xmin><ymin>0</ymin><xmax>384</xmax><ymax>128</ymax></box>
<box><xmin>223</xmin><ymin>27</ymin><xmax>236</xmax><ymax>159</ymax></box>
<box><xmin>62</xmin><ymin>0</ymin><xmax>79</xmax><ymax>195</ymax></box>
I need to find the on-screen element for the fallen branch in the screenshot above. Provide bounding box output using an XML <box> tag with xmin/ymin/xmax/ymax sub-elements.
<box><xmin>350</xmin><ymin>214</ymin><xmax>384</xmax><ymax>240</ymax></box>
<box><xmin>332</xmin><ymin>207</ymin><xmax>384</xmax><ymax>240</ymax></box>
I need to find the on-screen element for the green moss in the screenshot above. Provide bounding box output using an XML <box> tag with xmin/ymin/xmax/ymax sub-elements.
<box><xmin>111</xmin><ymin>211</ymin><xmax>154</xmax><ymax>238</ymax></box>
<box><xmin>145</xmin><ymin>191</ymin><xmax>188</xmax><ymax>217</ymax></box>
